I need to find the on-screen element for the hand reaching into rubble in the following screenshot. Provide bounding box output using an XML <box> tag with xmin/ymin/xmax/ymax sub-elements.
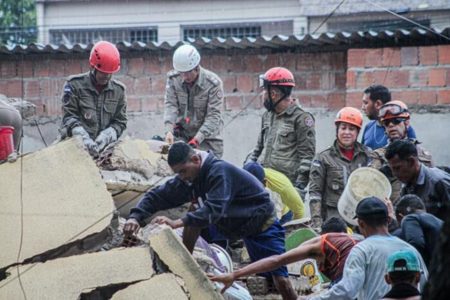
<box><xmin>151</xmin><ymin>216</ymin><xmax>184</xmax><ymax>229</ymax></box>
<box><xmin>207</xmin><ymin>273</ymin><xmax>235</xmax><ymax>293</ymax></box>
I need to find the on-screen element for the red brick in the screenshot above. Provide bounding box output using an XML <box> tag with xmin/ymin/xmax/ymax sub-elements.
<box><xmin>43</xmin><ymin>95</ymin><xmax>61</xmax><ymax>116</ymax></box>
<box><xmin>348</xmin><ymin>49</ymin><xmax>367</xmax><ymax>68</ymax></box>
<box><xmin>296</xmin><ymin>94</ymin><xmax>311</xmax><ymax>107</ymax></box>
<box><xmin>418</xmin><ymin>90</ymin><xmax>437</xmax><ymax>105</ymax></box>
<box><xmin>1</xmin><ymin>61</ymin><xmax>17</xmax><ymax>77</ymax></box>
<box><xmin>329</xmin><ymin>52</ymin><xmax>346</xmax><ymax>70</ymax></box>
<box><xmin>236</xmin><ymin>74</ymin><xmax>254</xmax><ymax>92</ymax></box>
<box><xmin>419</xmin><ymin>46</ymin><xmax>438</xmax><ymax>65</ymax></box>
<box><xmin>141</xmin><ymin>96</ymin><xmax>158</xmax><ymax>112</ymax></box>
<box><xmin>28</xmin><ymin>99</ymin><xmax>45</xmax><ymax>115</ymax></box>
<box><xmin>35</xmin><ymin>59</ymin><xmax>50</xmax><ymax>77</ymax></box>
<box><xmin>328</xmin><ymin>93</ymin><xmax>346</xmax><ymax>110</ymax></box>
<box><xmin>409</xmin><ymin>69</ymin><xmax>428</xmax><ymax>87</ymax></box>
<box><xmin>127</xmin><ymin>57</ymin><xmax>145</xmax><ymax>76</ymax></box>
<box><xmin>229</xmin><ymin>54</ymin><xmax>245</xmax><ymax>73</ymax></box>
<box><xmin>0</xmin><ymin>81</ymin><xmax>8</xmax><ymax>95</ymax></box>
<box><xmin>150</xmin><ymin>76</ymin><xmax>166</xmax><ymax>95</ymax></box>
<box><xmin>346</xmin><ymin>70</ymin><xmax>356</xmax><ymax>89</ymax></box>
<box><xmin>401</xmin><ymin>47</ymin><xmax>418</xmax><ymax>66</ymax></box>
<box><xmin>365</xmin><ymin>49</ymin><xmax>383</xmax><ymax>67</ymax></box>
<box><xmin>382</xmin><ymin>48</ymin><xmax>401</xmax><ymax>67</ymax></box>
<box><xmin>263</xmin><ymin>54</ymin><xmax>280</xmax><ymax>70</ymax></box>
<box><xmin>335</xmin><ymin>72</ymin><xmax>346</xmax><ymax>88</ymax></box>
<box><xmin>19</xmin><ymin>60</ymin><xmax>34</xmax><ymax>77</ymax></box>
<box><xmin>428</xmin><ymin>69</ymin><xmax>446</xmax><ymax>87</ymax></box>
<box><xmin>40</xmin><ymin>79</ymin><xmax>61</xmax><ymax>99</ymax></box>
<box><xmin>294</xmin><ymin>73</ymin><xmax>307</xmax><ymax>90</ymax></box>
<box><xmin>159</xmin><ymin>56</ymin><xmax>173</xmax><ymax>74</ymax></box>
<box><xmin>64</xmin><ymin>59</ymin><xmax>83</xmax><ymax>76</ymax></box>
<box><xmin>446</xmin><ymin>69</ymin><xmax>450</xmax><ymax>86</ymax></box>
<box><xmin>320</xmin><ymin>72</ymin><xmax>334</xmax><ymax>90</ymax></box>
<box><xmin>25</xmin><ymin>80</ymin><xmax>40</xmax><ymax>99</ymax></box>
<box><xmin>225</xmin><ymin>95</ymin><xmax>242</xmax><ymax>110</ymax></box>
<box><xmin>222</xmin><ymin>75</ymin><xmax>236</xmax><ymax>93</ymax></box>
<box><xmin>391</xmin><ymin>90</ymin><xmax>419</xmax><ymax>105</ymax></box>
<box><xmin>135</xmin><ymin>77</ymin><xmax>151</xmax><ymax>95</ymax></box>
<box><xmin>245</xmin><ymin>54</ymin><xmax>263</xmax><ymax>73</ymax></box>
<box><xmin>144</xmin><ymin>55</ymin><xmax>162</xmax><ymax>74</ymax></box>
<box><xmin>7</xmin><ymin>80</ymin><xmax>24</xmax><ymax>97</ymax></box>
<box><xmin>438</xmin><ymin>45</ymin><xmax>450</xmax><ymax>64</ymax></box>
<box><xmin>371</xmin><ymin>70</ymin><xmax>387</xmax><ymax>85</ymax></box>
<box><xmin>437</xmin><ymin>90</ymin><xmax>450</xmax><ymax>104</ymax></box>
<box><xmin>209</xmin><ymin>54</ymin><xmax>230</xmax><ymax>73</ymax></box>
<box><xmin>312</xmin><ymin>53</ymin><xmax>331</xmax><ymax>71</ymax></box>
<box><xmin>385</xmin><ymin>70</ymin><xmax>409</xmax><ymax>88</ymax></box>
<box><xmin>279</xmin><ymin>53</ymin><xmax>297</xmax><ymax>71</ymax></box>
<box><xmin>126</xmin><ymin>96</ymin><xmax>142</xmax><ymax>111</ymax></box>
<box><xmin>306</xmin><ymin>73</ymin><xmax>321</xmax><ymax>90</ymax></box>
<box><xmin>345</xmin><ymin>92</ymin><xmax>361</xmax><ymax>108</ymax></box>
<box><xmin>355</xmin><ymin>71</ymin><xmax>374</xmax><ymax>89</ymax></box>
<box><xmin>118</xmin><ymin>76</ymin><xmax>135</xmax><ymax>94</ymax></box>
<box><xmin>310</xmin><ymin>94</ymin><xmax>327</xmax><ymax>108</ymax></box>
<box><xmin>296</xmin><ymin>53</ymin><xmax>314</xmax><ymax>71</ymax></box>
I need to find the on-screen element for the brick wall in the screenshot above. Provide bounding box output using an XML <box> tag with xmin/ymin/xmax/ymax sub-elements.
<box><xmin>0</xmin><ymin>50</ymin><xmax>346</xmax><ymax>116</ymax></box>
<box><xmin>346</xmin><ymin>45</ymin><xmax>450</xmax><ymax>108</ymax></box>
<box><xmin>0</xmin><ymin>45</ymin><xmax>449</xmax><ymax>117</ymax></box>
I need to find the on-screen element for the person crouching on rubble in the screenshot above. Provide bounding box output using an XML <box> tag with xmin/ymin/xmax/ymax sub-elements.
<box><xmin>308</xmin><ymin>107</ymin><xmax>372</xmax><ymax>230</ymax></box>
<box><xmin>209</xmin><ymin>217</ymin><xmax>360</xmax><ymax>293</ymax></box>
<box><xmin>60</xmin><ymin>41</ymin><xmax>127</xmax><ymax>158</ymax></box>
<box><xmin>123</xmin><ymin>141</ymin><xmax>297</xmax><ymax>300</ymax></box>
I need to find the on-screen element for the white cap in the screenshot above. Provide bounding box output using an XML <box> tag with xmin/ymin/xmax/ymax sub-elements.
<box><xmin>172</xmin><ymin>44</ymin><xmax>201</xmax><ymax>72</ymax></box>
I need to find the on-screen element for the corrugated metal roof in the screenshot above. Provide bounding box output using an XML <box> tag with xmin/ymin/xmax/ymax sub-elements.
<box><xmin>299</xmin><ymin>0</ymin><xmax>450</xmax><ymax>17</ymax></box>
<box><xmin>1</xmin><ymin>27</ymin><xmax>449</xmax><ymax>55</ymax></box>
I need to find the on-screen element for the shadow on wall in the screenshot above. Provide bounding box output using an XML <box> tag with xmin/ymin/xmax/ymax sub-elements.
<box><xmin>22</xmin><ymin>110</ymin><xmax>450</xmax><ymax>166</ymax></box>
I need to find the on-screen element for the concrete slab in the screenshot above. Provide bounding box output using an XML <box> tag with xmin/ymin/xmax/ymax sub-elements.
<box><xmin>0</xmin><ymin>139</ymin><xmax>115</xmax><ymax>269</ymax></box>
<box><xmin>149</xmin><ymin>227</ymin><xmax>223</xmax><ymax>300</ymax></box>
<box><xmin>0</xmin><ymin>247</ymin><xmax>153</xmax><ymax>299</ymax></box>
<box><xmin>112</xmin><ymin>273</ymin><xmax>188</xmax><ymax>300</ymax></box>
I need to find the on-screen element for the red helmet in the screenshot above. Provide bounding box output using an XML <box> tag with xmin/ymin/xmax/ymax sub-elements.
<box><xmin>335</xmin><ymin>107</ymin><xmax>363</xmax><ymax>129</ymax></box>
<box><xmin>379</xmin><ymin>100</ymin><xmax>410</xmax><ymax>121</ymax></box>
<box><xmin>89</xmin><ymin>41</ymin><xmax>121</xmax><ymax>74</ymax></box>
<box><xmin>259</xmin><ymin>67</ymin><xmax>295</xmax><ymax>89</ymax></box>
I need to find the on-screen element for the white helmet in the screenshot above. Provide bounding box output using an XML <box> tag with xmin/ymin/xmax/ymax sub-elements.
<box><xmin>172</xmin><ymin>44</ymin><xmax>201</xmax><ymax>72</ymax></box>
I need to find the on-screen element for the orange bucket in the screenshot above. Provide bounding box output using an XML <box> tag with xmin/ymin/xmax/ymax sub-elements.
<box><xmin>0</xmin><ymin>126</ymin><xmax>15</xmax><ymax>160</ymax></box>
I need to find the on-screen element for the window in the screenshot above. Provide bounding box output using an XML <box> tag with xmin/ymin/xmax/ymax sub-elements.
<box><xmin>328</xmin><ymin>19</ymin><xmax>430</xmax><ymax>33</ymax></box>
<box><xmin>49</xmin><ymin>27</ymin><xmax>158</xmax><ymax>44</ymax></box>
<box><xmin>183</xmin><ymin>23</ymin><xmax>261</xmax><ymax>40</ymax></box>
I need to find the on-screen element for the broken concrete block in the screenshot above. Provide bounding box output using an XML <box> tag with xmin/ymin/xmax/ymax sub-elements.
<box><xmin>0</xmin><ymin>139</ymin><xmax>115</xmax><ymax>269</ymax></box>
<box><xmin>0</xmin><ymin>247</ymin><xmax>153</xmax><ymax>299</ymax></box>
<box><xmin>112</xmin><ymin>273</ymin><xmax>188</xmax><ymax>300</ymax></box>
<box><xmin>149</xmin><ymin>227</ymin><xmax>223</xmax><ymax>300</ymax></box>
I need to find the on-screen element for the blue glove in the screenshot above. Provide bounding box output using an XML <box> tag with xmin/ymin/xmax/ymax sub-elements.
<box><xmin>72</xmin><ymin>126</ymin><xmax>99</xmax><ymax>157</ymax></box>
<box><xmin>95</xmin><ymin>127</ymin><xmax>117</xmax><ymax>152</ymax></box>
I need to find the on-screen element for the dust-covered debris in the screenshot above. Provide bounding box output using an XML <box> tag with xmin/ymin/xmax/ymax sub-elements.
<box><xmin>0</xmin><ymin>138</ymin><xmax>115</xmax><ymax>270</ymax></box>
<box><xmin>0</xmin><ymin>247</ymin><xmax>153</xmax><ymax>299</ymax></box>
<box><xmin>111</xmin><ymin>273</ymin><xmax>189</xmax><ymax>300</ymax></box>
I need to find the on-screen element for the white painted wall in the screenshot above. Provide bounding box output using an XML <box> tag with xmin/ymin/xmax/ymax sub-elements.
<box><xmin>37</xmin><ymin>0</ymin><xmax>307</xmax><ymax>44</ymax></box>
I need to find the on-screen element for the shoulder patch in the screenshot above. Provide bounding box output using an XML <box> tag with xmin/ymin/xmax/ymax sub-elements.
<box><xmin>304</xmin><ymin>115</ymin><xmax>315</xmax><ymax>127</ymax></box>
<box><xmin>62</xmin><ymin>83</ymin><xmax>72</xmax><ymax>104</ymax></box>
<box><xmin>312</xmin><ymin>159</ymin><xmax>322</xmax><ymax>167</ymax></box>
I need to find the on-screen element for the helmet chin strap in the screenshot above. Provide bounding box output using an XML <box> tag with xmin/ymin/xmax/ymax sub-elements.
<box><xmin>268</xmin><ymin>86</ymin><xmax>288</xmax><ymax>111</ymax></box>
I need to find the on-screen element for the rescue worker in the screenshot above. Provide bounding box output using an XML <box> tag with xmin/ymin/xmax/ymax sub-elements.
<box><xmin>123</xmin><ymin>142</ymin><xmax>297</xmax><ymax>300</ymax></box>
<box><xmin>247</xmin><ymin>67</ymin><xmax>316</xmax><ymax>196</ymax></box>
<box><xmin>385</xmin><ymin>140</ymin><xmax>450</xmax><ymax>221</ymax></box>
<box><xmin>244</xmin><ymin>161</ymin><xmax>305</xmax><ymax>224</ymax></box>
<box><xmin>361</xmin><ymin>85</ymin><xmax>416</xmax><ymax>150</ymax></box>
<box><xmin>164</xmin><ymin>44</ymin><xmax>224</xmax><ymax>158</ymax></box>
<box><xmin>60</xmin><ymin>41</ymin><xmax>127</xmax><ymax>157</ymax></box>
<box><xmin>369</xmin><ymin>100</ymin><xmax>433</xmax><ymax>203</ymax></box>
<box><xmin>309</xmin><ymin>107</ymin><xmax>372</xmax><ymax>229</ymax></box>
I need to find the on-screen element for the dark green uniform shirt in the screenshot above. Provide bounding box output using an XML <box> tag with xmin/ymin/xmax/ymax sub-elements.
<box><xmin>249</xmin><ymin>102</ymin><xmax>316</xmax><ymax>187</ymax></box>
<box><xmin>61</xmin><ymin>72</ymin><xmax>127</xmax><ymax>139</ymax></box>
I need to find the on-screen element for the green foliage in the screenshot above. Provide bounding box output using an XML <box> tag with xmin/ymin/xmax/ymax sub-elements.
<box><xmin>0</xmin><ymin>0</ymin><xmax>37</xmax><ymax>45</ymax></box>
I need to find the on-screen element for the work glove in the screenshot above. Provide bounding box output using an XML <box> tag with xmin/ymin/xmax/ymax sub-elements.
<box><xmin>95</xmin><ymin>127</ymin><xmax>117</xmax><ymax>152</ymax></box>
<box><xmin>7</xmin><ymin>151</ymin><xmax>18</xmax><ymax>163</ymax></box>
<box><xmin>188</xmin><ymin>138</ymin><xmax>199</xmax><ymax>148</ymax></box>
<box><xmin>72</xmin><ymin>126</ymin><xmax>99</xmax><ymax>157</ymax></box>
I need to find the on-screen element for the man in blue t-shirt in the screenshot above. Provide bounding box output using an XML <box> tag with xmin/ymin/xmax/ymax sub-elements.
<box><xmin>361</xmin><ymin>85</ymin><xmax>416</xmax><ymax>150</ymax></box>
